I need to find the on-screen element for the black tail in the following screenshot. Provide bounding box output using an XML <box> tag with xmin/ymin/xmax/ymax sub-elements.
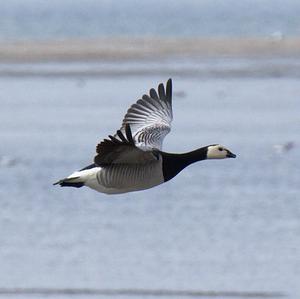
<box><xmin>58</xmin><ymin>182</ymin><xmax>84</xmax><ymax>188</ymax></box>
<box><xmin>53</xmin><ymin>177</ymin><xmax>84</xmax><ymax>188</ymax></box>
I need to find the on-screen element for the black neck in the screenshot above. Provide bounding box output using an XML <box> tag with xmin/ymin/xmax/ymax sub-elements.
<box><xmin>160</xmin><ymin>146</ymin><xmax>208</xmax><ymax>182</ymax></box>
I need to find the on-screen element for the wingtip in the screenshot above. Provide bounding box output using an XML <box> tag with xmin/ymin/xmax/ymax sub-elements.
<box><xmin>158</xmin><ymin>82</ymin><xmax>166</xmax><ymax>99</ymax></box>
<box><xmin>166</xmin><ymin>78</ymin><xmax>172</xmax><ymax>101</ymax></box>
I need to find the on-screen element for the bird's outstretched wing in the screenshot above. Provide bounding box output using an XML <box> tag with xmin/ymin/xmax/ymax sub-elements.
<box><xmin>94</xmin><ymin>79</ymin><xmax>172</xmax><ymax>166</ymax></box>
<box><xmin>94</xmin><ymin>124</ymin><xmax>158</xmax><ymax>166</ymax></box>
<box><xmin>120</xmin><ymin>78</ymin><xmax>173</xmax><ymax>150</ymax></box>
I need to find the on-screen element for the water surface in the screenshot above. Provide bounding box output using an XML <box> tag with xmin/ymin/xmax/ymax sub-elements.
<box><xmin>0</xmin><ymin>73</ymin><xmax>299</xmax><ymax>298</ymax></box>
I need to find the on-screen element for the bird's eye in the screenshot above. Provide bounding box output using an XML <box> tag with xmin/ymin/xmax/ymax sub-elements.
<box><xmin>218</xmin><ymin>147</ymin><xmax>223</xmax><ymax>151</ymax></box>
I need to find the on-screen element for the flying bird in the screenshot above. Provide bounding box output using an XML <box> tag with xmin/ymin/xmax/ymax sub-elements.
<box><xmin>54</xmin><ymin>79</ymin><xmax>236</xmax><ymax>194</ymax></box>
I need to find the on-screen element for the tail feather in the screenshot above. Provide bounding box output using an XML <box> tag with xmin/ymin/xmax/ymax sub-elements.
<box><xmin>53</xmin><ymin>176</ymin><xmax>84</xmax><ymax>188</ymax></box>
<box><xmin>54</xmin><ymin>165</ymin><xmax>100</xmax><ymax>189</ymax></box>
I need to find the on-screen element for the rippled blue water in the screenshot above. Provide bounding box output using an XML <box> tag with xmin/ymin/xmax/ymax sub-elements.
<box><xmin>0</xmin><ymin>73</ymin><xmax>299</xmax><ymax>299</ymax></box>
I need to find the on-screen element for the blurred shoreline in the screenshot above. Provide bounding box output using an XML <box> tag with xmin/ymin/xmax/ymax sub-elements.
<box><xmin>1</xmin><ymin>37</ymin><xmax>300</xmax><ymax>78</ymax></box>
<box><xmin>0</xmin><ymin>287</ymin><xmax>286</xmax><ymax>298</ymax></box>
<box><xmin>2</xmin><ymin>37</ymin><xmax>300</xmax><ymax>62</ymax></box>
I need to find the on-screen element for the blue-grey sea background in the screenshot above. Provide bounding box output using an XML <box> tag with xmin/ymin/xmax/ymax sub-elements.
<box><xmin>1</xmin><ymin>1</ymin><xmax>300</xmax><ymax>299</ymax></box>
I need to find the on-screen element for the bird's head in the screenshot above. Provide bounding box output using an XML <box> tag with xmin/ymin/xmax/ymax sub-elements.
<box><xmin>206</xmin><ymin>144</ymin><xmax>236</xmax><ymax>159</ymax></box>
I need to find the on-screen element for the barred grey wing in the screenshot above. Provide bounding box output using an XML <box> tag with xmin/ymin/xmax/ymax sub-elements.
<box><xmin>120</xmin><ymin>79</ymin><xmax>173</xmax><ymax>150</ymax></box>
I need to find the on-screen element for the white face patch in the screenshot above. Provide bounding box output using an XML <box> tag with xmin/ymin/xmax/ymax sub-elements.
<box><xmin>207</xmin><ymin>144</ymin><xmax>235</xmax><ymax>159</ymax></box>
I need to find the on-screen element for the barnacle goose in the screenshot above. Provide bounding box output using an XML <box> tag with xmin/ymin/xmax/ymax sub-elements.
<box><xmin>54</xmin><ymin>79</ymin><xmax>236</xmax><ymax>194</ymax></box>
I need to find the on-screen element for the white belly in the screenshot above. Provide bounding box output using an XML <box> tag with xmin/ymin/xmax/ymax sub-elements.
<box><xmin>85</xmin><ymin>160</ymin><xmax>164</xmax><ymax>194</ymax></box>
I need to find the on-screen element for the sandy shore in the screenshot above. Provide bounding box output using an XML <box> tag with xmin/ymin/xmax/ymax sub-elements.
<box><xmin>1</xmin><ymin>37</ymin><xmax>300</xmax><ymax>62</ymax></box>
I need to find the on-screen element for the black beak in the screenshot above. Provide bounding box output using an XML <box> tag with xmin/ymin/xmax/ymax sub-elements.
<box><xmin>226</xmin><ymin>151</ymin><xmax>236</xmax><ymax>158</ymax></box>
